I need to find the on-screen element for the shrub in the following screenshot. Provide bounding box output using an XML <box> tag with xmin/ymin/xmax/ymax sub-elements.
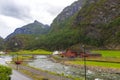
<box><xmin>0</xmin><ymin>65</ymin><xmax>12</xmax><ymax>80</ymax></box>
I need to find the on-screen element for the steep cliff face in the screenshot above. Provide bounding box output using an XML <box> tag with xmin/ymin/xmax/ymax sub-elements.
<box><xmin>53</xmin><ymin>0</ymin><xmax>85</xmax><ymax>22</ymax></box>
<box><xmin>74</xmin><ymin>0</ymin><xmax>120</xmax><ymax>49</ymax></box>
<box><xmin>75</xmin><ymin>0</ymin><xmax>120</xmax><ymax>24</ymax></box>
<box><xmin>50</xmin><ymin>0</ymin><xmax>85</xmax><ymax>32</ymax></box>
<box><xmin>49</xmin><ymin>0</ymin><xmax>120</xmax><ymax>49</ymax></box>
<box><xmin>6</xmin><ymin>20</ymin><xmax>50</xmax><ymax>39</ymax></box>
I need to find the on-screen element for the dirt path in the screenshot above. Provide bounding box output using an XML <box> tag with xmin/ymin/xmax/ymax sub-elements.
<box><xmin>9</xmin><ymin>64</ymin><xmax>72</xmax><ymax>80</ymax></box>
<box><xmin>11</xmin><ymin>70</ymin><xmax>32</xmax><ymax>80</ymax></box>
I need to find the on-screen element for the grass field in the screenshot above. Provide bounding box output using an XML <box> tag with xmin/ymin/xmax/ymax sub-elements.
<box><xmin>10</xmin><ymin>50</ymin><xmax>120</xmax><ymax>69</ymax></box>
<box><xmin>10</xmin><ymin>49</ymin><xmax>52</xmax><ymax>55</ymax></box>
<box><xmin>66</xmin><ymin>60</ymin><xmax>120</xmax><ymax>69</ymax></box>
<box><xmin>66</xmin><ymin>50</ymin><xmax>120</xmax><ymax>69</ymax></box>
<box><xmin>92</xmin><ymin>50</ymin><xmax>120</xmax><ymax>58</ymax></box>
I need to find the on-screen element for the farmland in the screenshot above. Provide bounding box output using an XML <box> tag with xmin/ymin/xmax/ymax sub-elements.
<box><xmin>92</xmin><ymin>50</ymin><xmax>120</xmax><ymax>58</ymax></box>
<box><xmin>65</xmin><ymin>50</ymin><xmax>120</xmax><ymax>69</ymax></box>
<box><xmin>9</xmin><ymin>49</ymin><xmax>52</xmax><ymax>55</ymax></box>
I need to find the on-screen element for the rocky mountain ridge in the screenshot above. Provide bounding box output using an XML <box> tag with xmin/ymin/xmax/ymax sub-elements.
<box><xmin>50</xmin><ymin>0</ymin><xmax>85</xmax><ymax>32</ymax></box>
<box><xmin>49</xmin><ymin>0</ymin><xmax>120</xmax><ymax>49</ymax></box>
<box><xmin>6</xmin><ymin>20</ymin><xmax>50</xmax><ymax>39</ymax></box>
<box><xmin>73</xmin><ymin>0</ymin><xmax>120</xmax><ymax>49</ymax></box>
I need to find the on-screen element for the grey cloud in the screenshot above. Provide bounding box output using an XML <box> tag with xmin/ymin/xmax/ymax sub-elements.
<box><xmin>0</xmin><ymin>0</ymin><xmax>31</xmax><ymax>20</ymax></box>
<box><xmin>47</xmin><ymin>7</ymin><xmax>61</xmax><ymax>15</ymax></box>
<box><xmin>46</xmin><ymin>5</ymin><xmax>63</xmax><ymax>16</ymax></box>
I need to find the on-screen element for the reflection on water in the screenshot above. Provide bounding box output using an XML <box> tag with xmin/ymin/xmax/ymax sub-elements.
<box><xmin>28</xmin><ymin>55</ymin><xmax>120</xmax><ymax>80</ymax></box>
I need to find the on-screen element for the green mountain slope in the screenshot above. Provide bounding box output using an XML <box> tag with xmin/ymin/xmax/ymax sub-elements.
<box><xmin>73</xmin><ymin>0</ymin><xmax>120</xmax><ymax>49</ymax></box>
<box><xmin>49</xmin><ymin>0</ymin><xmax>120</xmax><ymax>50</ymax></box>
<box><xmin>5</xmin><ymin>20</ymin><xmax>50</xmax><ymax>51</ymax></box>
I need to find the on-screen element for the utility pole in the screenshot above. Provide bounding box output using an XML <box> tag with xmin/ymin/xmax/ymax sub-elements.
<box><xmin>82</xmin><ymin>45</ymin><xmax>87</xmax><ymax>80</ymax></box>
<box><xmin>15</xmin><ymin>42</ymin><xmax>19</xmax><ymax>70</ymax></box>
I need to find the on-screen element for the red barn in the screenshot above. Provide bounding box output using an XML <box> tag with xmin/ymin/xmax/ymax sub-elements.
<box><xmin>61</xmin><ymin>49</ymin><xmax>78</xmax><ymax>58</ymax></box>
<box><xmin>61</xmin><ymin>49</ymin><xmax>101</xmax><ymax>58</ymax></box>
<box><xmin>64</xmin><ymin>50</ymin><xmax>77</xmax><ymax>58</ymax></box>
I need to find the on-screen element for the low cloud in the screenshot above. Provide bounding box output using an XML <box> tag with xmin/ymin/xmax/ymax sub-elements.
<box><xmin>0</xmin><ymin>0</ymin><xmax>76</xmax><ymax>38</ymax></box>
<box><xmin>0</xmin><ymin>0</ymin><xmax>31</xmax><ymax>20</ymax></box>
<box><xmin>46</xmin><ymin>5</ymin><xmax>63</xmax><ymax>16</ymax></box>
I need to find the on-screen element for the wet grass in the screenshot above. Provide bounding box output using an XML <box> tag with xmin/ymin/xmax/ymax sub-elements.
<box><xmin>92</xmin><ymin>50</ymin><xmax>120</xmax><ymax>58</ymax></box>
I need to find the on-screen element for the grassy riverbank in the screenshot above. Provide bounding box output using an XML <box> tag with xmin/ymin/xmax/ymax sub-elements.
<box><xmin>62</xmin><ymin>50</ymin><xmax>120</xmax><ymax>72</ymax></box>
<box><xmin>51</xmin><ymin>50</ymin><xmax>120</xmax><ymax>73</ymax></box>
<box><xmin>8</xmin><ymin>62</ymin><xmax>79</xmax><ymax>80</ymax></box>
<box><xmin>9</xmin><ymin>49</ymin><xmax>52</xmax><ymax>55</ymax></box>
<box><xmin>65</xmin><ymin>60</ymin><xmax>120</xmax><ymax>69</ymax></box>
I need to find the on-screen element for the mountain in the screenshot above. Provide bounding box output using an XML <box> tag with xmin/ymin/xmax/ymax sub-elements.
<box><xmin>6</xmin><ymin>20</ymin><xmax>50</xmax><ymax>39</ymax></box>
<box><xmin>49</xmin><ymin>0</ymin><xmax>120</xmax><ymax>50</ymax></box>
<box><xmin>5</xmin><ymin>0</ymin><xmax>120</xmax><ymax>51</ymax></box>
<box><xmin>50</xmin><ymin>0</ymin><xmax>85</xmax><ymax>32</ymax></box>
<box><xmin>73</xmin><ymin>0</ymin><xmax>120</xmax><ymax>49</ymax></box>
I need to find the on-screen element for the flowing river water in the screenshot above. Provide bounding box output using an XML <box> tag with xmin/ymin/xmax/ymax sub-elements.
<box><xmin>1</xmin><ymin>55</ymin><xmax>120</xmax><ymax>80</ymax></box>
<box><xmin>28</xmin><ymin>55</ymin><xmax>120</xmax><ymax>80</ymax></box>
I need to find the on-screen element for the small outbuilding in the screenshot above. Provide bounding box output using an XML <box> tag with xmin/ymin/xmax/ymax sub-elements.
<box><xmin>52</xmin><ymin>51</ymin><xmax>60</xmax><ymax>55</ymax></box>
<box><xmin>61</xmin><ymin>48</ymin><xmax>101</xmax><ymax>58</ymax></box>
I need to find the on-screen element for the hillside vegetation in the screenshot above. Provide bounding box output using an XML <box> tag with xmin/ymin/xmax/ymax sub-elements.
<box><xmin>0</xmin><ymin>37</ymin><xmax>5</xmax><ymax>50</ymax></box>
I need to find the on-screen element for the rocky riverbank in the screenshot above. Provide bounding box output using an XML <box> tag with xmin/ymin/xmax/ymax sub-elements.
<box><xmin>8</xmin><ymin>63</ymin><xmax>72</xmax><ymax>80</ymax></box>
<box><xmin>64</xmin><ymin>62</ymin><xmax>120</xmax><ymax>74</ymax></box>
<box><xmin>49</xmin><ymin>56</ymin><xmax>120</xmax><ymax>75</ymax></box>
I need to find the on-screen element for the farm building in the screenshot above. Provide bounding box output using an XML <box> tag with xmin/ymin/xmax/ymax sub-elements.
<box><xmin>61</xmin><ymin>49</ymin><xmax>78</xmax><ymax>58</ymax></box>
<box><xmin>61</xmin><ymin>48</ymin><xmax>101</xmax><ymax>58</ymax></box>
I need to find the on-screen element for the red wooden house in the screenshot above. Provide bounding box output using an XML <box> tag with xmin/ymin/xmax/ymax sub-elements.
<box><xmin>62</xmin><ymin>49</ymin><xmax>78</xmax><ymax>58</ymax></box>
<box><xmin>61</xmin><ymin>49</ymin><xmax>101</xmax><ymax>58</ymax></box>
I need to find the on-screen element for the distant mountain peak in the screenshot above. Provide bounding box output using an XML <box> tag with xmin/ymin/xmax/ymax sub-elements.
<box><xmin>34</xmin><ymin>20</ymin><xmax>40</xmax><ymax>24</ymax></box>
<box><xmin>6</xmin><ymin>20</ymin><xmax>50</xmax><ymax>39</ymax></box>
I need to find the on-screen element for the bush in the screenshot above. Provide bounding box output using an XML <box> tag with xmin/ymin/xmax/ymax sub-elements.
<box><xmin>0</xmin><ymin>65</ymin><xmax>12</xmax><ymax>80</ymax></box>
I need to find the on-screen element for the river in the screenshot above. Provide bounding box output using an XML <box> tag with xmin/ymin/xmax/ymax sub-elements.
<box><xmin>28</xmin><ymin>55</ymin><xmax>120</xmax><ymax>80</ymax></box>
<box><xmin>0</xmin><ymin>55</ymin><xmax>32</xmax><ymax>80</ymax></box>
<box><xmin>1</xmin><ymin>55</ymin><xmax>120</xmax><ymax>80</ymax></box>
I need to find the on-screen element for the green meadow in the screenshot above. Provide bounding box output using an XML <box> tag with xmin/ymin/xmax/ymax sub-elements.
<box><xmin>66</xmin><ymin>60</ymin><xmax>120</xmax><ymax>69</ymax></box>
<box><xmin>92</xmin><ymin>50</ymin><xmax>120</xmax><ymax>58</ymax></box>
<box><xmin>10</xmin><ymin>49</ymin><xmax>52</xmax><ymax>55</ymax></box>
<box><xmin>67</xmin><ymin>50</ymin><xmax>120</xmax><ymax>69</ymax></box>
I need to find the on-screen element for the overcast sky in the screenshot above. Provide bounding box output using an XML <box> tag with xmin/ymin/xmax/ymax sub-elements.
<box><xmin>0</xmin><ymin>0</ymin><xmax>77</xmax><ymax>38</ymax></box>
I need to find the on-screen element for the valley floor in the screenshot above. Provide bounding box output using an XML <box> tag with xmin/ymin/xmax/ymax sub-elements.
<box><xmin>8</xmin><ymin>63</ymin><xmax>72</xmax><ymax>80</ymax></box>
